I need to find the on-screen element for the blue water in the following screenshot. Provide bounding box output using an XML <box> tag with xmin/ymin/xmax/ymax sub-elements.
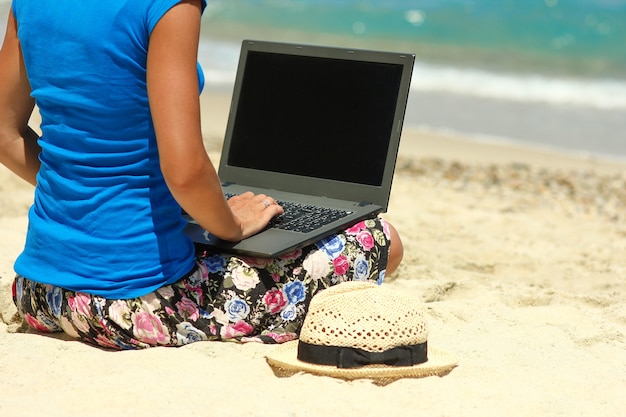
<box><xmin>3</xmin><ymin>0</ymin><xmax>625</xmax><ymax>159</ymax></box>
<box><xmin>198</xmin><ymin>0</ymin><xmax>626</xmax><ymax>160</ymax></box>
<box><xmin>202</xmin><ymin>0</ymin><xmax>626</xmax><ymax>80</ymax></box>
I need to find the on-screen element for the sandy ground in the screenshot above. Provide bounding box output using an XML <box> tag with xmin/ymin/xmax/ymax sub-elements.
<box><xmin>1</xmin><ymin>92</ymin><xmax>625</xmax><ymax>417</ymax></box>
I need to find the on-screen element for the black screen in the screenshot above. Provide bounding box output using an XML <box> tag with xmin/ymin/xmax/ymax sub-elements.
<box><xmin>227</xmin><ymin>51</ymin><xmax>404</xmax><ymax>186</ymax></box>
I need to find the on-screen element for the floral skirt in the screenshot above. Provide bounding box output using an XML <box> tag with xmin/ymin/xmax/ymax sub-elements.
<box><xmin>12</xmin><ymin>218</ymin><xmax>390</xmax><ymax>349</ymax></box>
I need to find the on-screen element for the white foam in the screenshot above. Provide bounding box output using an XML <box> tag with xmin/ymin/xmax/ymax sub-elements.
<box><xmin>196</xmin><ymin>39</ymin><xmax>626</xmax><ymax>110</ymax></box>
<box><xmin>1</xmin><ymin>2</ymin><xmax>11</xmax><ymax>38</ymax></box>
<box><xmin>197</xmin><ymin>39</ymin><xmax>239</xmax><ymax>85</ymax></box>
<box><xmin>410</xmin><ymin>62</ymin><xmax>626</xmax><ymax>110</ymax></box>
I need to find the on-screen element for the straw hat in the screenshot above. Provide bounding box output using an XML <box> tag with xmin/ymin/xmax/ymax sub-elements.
<box><xmin>265</xmin><ymin>281</ymin><xmax>457</xmax><ymax>385</ymax></box>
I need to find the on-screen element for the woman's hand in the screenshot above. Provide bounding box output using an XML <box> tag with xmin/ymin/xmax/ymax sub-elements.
<box><xmin>227</xmin><ymin>192</ymin><xmax>284</xmax><ymax>240</ymax></box>
<box><xmin>148</xmin><ymin>0</ymin><xmax>246</xmax><ymax>242</ymax></box>
<box><xmin>148</xmin><ymin>1</ymin><xmax>284</xmax><ymax>242</ymax></box>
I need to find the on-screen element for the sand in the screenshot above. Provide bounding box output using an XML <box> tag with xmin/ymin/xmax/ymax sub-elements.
<box><xmin>1</xmin><ymin>92</ymin><xmax>625</xmax><ymax>417</ymax></box>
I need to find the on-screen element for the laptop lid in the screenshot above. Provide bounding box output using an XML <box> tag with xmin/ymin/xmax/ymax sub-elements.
<box><xmin>217</xmin><ymin>40</ymin><xmax>415</xmax><ymax>210</ymax></box>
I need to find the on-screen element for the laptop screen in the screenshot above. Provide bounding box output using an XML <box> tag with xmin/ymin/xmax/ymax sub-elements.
<box><xmin>226</xmin><ymin>50</ymin><xmax>405</xmax><ymax>187</ymax></box>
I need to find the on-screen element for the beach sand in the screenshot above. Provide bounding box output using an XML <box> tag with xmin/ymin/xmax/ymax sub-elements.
<box><xmin>1</xmin><ymin>92</ymin><xmax>625</xmax><ymax>417</ymax></box>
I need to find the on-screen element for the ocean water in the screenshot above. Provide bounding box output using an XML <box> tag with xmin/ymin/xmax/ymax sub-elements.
<box><xmin>198</xmin><ymin>0</ymin><xmax>626</xmax><ymax>160</ymax></box>
<box><xmin>3</xmin><ymin>0</ymin><xmax>625</xmax><ymax>160</ymax></box>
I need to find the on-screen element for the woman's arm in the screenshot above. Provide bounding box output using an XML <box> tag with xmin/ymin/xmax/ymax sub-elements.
<box><xmin>147</xmin><ymin>0</ymin><xmax>282</xmax><ymax>241</ymax></box>
<box><xmin>0</xmin><ymin>10</ymin><xmax>41</xmax><ymax>186</ymax></box>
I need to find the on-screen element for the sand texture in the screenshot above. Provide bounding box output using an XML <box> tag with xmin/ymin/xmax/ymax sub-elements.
<box><xmin>1</xmin><ymin>93</ymin><xmax>625</xmax><ymax>417</ymax></box>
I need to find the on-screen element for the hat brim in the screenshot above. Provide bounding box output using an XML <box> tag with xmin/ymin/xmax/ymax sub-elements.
<box><xmin>265</xmin><ymin>340</ymin><xmax>458</xmax><ymax>384</ymax></box>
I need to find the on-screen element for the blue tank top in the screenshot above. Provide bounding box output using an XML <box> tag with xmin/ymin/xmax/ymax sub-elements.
<box><xmin>13</xmin><ymin>0</ymin><xmax>207</xmax><ymax>298</ymax></box>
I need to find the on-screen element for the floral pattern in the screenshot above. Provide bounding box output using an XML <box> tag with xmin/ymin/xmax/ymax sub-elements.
<box><xmin>12</xmin><ymin>217</ymin><xmax>390</xmax><ymax>349</ymax></box>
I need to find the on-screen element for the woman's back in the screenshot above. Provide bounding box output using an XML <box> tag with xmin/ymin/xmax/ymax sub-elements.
<box><xmin>12</xmin><ymin>0</ymin><xmax>197</xmax><ymax>298</ymax></box>
<box><xmin>3</xmin><ymin>0</ymin><xmax>402</xmax><ymax>348</ymax></box>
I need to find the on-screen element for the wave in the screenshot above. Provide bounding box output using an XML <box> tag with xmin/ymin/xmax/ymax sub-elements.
<box><xmin>4</xmin><ymin>2</ymin><xmax>624</xmax><ymax>112</ymax></box>
<box><xmin>410</xmin><ymin>62</ymin><xmax>626</xmax><ymax>110</ymax></box>
<box><xmin>198</xmin><ymin>39</ymin><xmax>626</xmax><ymax>110</ymax></box>
<box><xmin>0</xmin><ymin>2</ymin><xmax>9</xmax><ymax>32</ymax></box>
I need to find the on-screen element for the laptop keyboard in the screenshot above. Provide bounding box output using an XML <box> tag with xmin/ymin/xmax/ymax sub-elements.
<box><xmin>225</xmin><ymin>193</ymin><xmax>352</xmax><ymax>233</ymax></box>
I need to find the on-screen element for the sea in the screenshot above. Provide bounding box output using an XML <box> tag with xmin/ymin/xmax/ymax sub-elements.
<box><xmin>2</xmin><ymin>0</ymin><xmax>625</xmax><ymax>161</ymax></box>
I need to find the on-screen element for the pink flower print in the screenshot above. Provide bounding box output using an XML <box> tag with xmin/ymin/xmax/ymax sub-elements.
<box><xmin>71</xmin><ymin>311</ymin><xmax>91</xmax><ymax>334</ymax></box>
<box><xmin>240</xmin><ymin>256</ymin><xmax>271</xmax><ymax>268</ymax></box>
<box><xmin>94</xmin><ymin>334</ymin><xmax>121</xmax><ymax>350</ymax></box>
<box><xmin>346</xmin><ymin>221</ymin><xmax>366</xmax><ymax>235</ymax></box>
<box><xmin>68</xmin><ymin>292</ymin><xmax>92</xmax><ymax>317</ymax></box>
<box><xmin>357</xmin><ymin>230</ymin><xmax>375</xmax><ymax>251</ymax></box>
<box><xmin>265</xmin><ymin>332</ymin><xmax>298</xmax><ymax>344</ymax></box>
<box><xmin>220</xmin><ymin>320</ymin><xmax>254</xmax><ymax>339</ymax></box>
<box><xmin>59</xmin><ymin>316</ymin><xmax>81</xmax><ymax>338</ymax></box>
<box><xmin>141</xmin><ymin>293</ymin><xmax>162</xmax><ymax>313</ymax></box>
<box><xmin>381</xmin><ymin>218</ymin><xmax>391</xmax><ymax>238</ymax></box>
<box><xmin>280</xmin><ymin>248</ymin><xmax>303</xmax><ymax>261</ymax></box>
<box><xmin>271</xmin><ymin>272</ymin><xmax>281</xmax><ymax>283</ymax></box>
<box><xmin>176</xmin><ymin>297</ymin><xmax>200</xmax><ymax>321</ymax></box>
<box><xmin>302</xmin><ymin>250</ymin><xmax>331</xmax><ymax>279</ymax></box>
<box><xmin>210</xmin><ymin>309</ymin><xmax>229</xmax><ymax>325</ymax></box>
<box><xmin>131</xmin><ymin>311</ymin><xmax>170</xmax><ymax>345</ymax></box>
<box><xmin>233</xmin><ymin>320</ymin><xmax>254</xmax><ymax>334</ymax></box>
<box><xmin>263</xmin><ymin>288</ymin><xmax>287</xmax><ymax>314</ymax></box>
<box><xmin>198</xmin><ymin>262</ymin><xmax>210</xmax><ymax>280</ymax></box>
<box><xmin>157</xmin><ymin>285</ymin><xmax>175</xmax><ymax>299</ymax></box>
<box><xmin>231</xmin><ymin>265</ymin><xmax>260</xmax><ymax>291</ymax></box>
<box><xmin>183</xmin><ymin>282</ymin><xmax>204</xmax><ymax>304</ymax></box>
<box><xmin>24</xmin><ymin>313</ymin><xmax>51</xmax><ymax>332</ymax></box>
<box><xmin>333</xmin><ymin>255</ymin><xmax>350</xmax><ymax>275</ymax></box>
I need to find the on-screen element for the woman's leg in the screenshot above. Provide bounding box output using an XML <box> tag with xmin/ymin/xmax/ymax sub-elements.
<box><xmin>13</xmin><ymin>217</ymin><xmax>395</xmax><ymax>349</ymax></box>
<box><xmin>177</xmin><ymin>216</ymin><xmax>395</xmax><ymax>344</ymax></box>
<box><xmin>12</xmin><ymin>276</ymin><xmax>63</xmax><ymax>333</ymax></box>
<box><xmin>385</xmin><ymin>221</ymin><xmax>404</xmax><ymax>275</ymax></box>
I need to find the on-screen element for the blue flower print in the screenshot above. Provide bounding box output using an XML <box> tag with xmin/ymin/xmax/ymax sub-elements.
<box><xmin>16</xmin><ymin>277</ymin><xmax>24</xmax><ymax>301</ymax></box>
<box><xmin>204</xmin><ymin>255</ymin><xmax>227</xmax><ymax>273</ymax></box>
<box><xmin>377</xmin><ymin>270</ymin><xmax>386</xmax><ymax>285</ymax></box>
<box><xmin>225</xmin><ymin>297</ymin><xmax>250</xmax><ymax>322</ymax></box>
<box><xmin>12</xmin><ymin>217</ymin><xmax>391</xmax><ymax>349</ymax></box>
<box><xmin>114</xmin><ymin>338</ymin><xmax>138</xmax><ymax>350</ymax></box>
<box><xmin>46</xmin><ymin>286</ymin><xmax>63</xmax><ymax>317</ymax></box>
<box><xmin>94</xmin><ymin>296</ymin><xmax>106</xmax><ymax>318</ymax></box>
<box><xmin>354</xmin><ymin>255</ymin><xmax>370</xmax><ymax>280</ymax></box>
<box><xmin>317</xmin><ymin>235</ymin><xmax>345</xmax><ymax>259</ymax></box>
<box><xmin>37</xmin><ymin>310</ymin><xmax>62</xmax><ymax>331</ymax></box>
<box><xmin>176</xmin><ymin>322</ymin><xmax>208</xmax><ymax>345</ymax></box>
<box><xmin>281</xmin><ymin>304</ymin><xmax>297</xmax><ymax>322</ymax></box>
<box><xmin>283</xmin><ymin>280</ymin><xmax>306</xmax><ymax>304</ymax></box>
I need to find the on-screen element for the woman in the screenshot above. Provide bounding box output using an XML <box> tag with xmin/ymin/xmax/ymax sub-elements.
<box><xmin>0</xmin><ymin>0</ymin><xmax>403</xmax><ymax>349</ymax></box>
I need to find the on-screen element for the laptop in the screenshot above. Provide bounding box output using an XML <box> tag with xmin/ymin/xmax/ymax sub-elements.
<box><xmin>184</xmin><ymin>39</ymin><xmax>415</xmax><ymax>257</ymax></box>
